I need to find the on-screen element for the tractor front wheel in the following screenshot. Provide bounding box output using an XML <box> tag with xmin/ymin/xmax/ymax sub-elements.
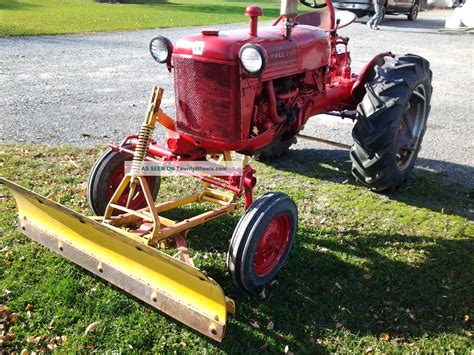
<box><xmin>87</xmin><ymin>145</ymin><xmax>161</xmax><ymax>215</ymax></box>
<box><xmin>350</xmin><ymin>54</ymin><xmax>432</xmax><ymax>192</ymax></box>
<box><xmin>227</xmin><ymin>192</ymin><xmax>297</xmax><ymax>293</ymax></box>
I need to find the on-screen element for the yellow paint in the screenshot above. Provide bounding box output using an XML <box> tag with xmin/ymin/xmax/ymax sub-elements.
<box><xmin>0</xmin><ymin>178</ymin><xmax>229</xmax><ymax>338</ymax></box>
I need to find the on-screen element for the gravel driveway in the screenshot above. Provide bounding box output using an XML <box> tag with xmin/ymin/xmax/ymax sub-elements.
<box><xmin>1</xmin><ymin>9</ymin><xmax>472</xmax><ymax>187</ymax></box>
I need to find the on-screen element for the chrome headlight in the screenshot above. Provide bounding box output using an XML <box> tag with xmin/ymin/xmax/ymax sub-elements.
<box><xmin>239</xmin><ymin>44</ymin><xmax>265</xmax><ymax>75</ymax></box>
<box><xmin>149</xmin><ymin>36</ymin><xmax>173</xmax><ymax>64</ymax></box>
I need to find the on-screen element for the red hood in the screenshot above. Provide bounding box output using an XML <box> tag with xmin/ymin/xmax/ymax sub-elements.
<box><xmin>172</xmin><ymin>25</ymin><xmax>330</xmax><ymax>73</ymax></box>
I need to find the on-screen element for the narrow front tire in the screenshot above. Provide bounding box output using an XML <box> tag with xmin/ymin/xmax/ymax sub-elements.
<box><xmin>227</xmin><ymin>192</ymin><xmax>298</xmax><ymax>293</ymax></box>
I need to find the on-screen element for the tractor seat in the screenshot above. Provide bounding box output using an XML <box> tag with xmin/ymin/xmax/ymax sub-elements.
<box><xmin>295</xmin><ymin>10</ymin><xmax>356</xmax><ymax>32</ymax></box>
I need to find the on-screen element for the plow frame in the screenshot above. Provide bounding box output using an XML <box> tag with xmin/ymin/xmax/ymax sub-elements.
<box><xmin>101</xmin><ymin>145</ymin><xmax>255</xmax><ymax>248</ymax></box>
<box><xmin>0</xmin><ymin>177</ymin><xmax>236</xmax><ymax>341</ymax></box>
<box><xmin>1</xmin><ymin>147</ymin><xmax>250</xmax><ymax>340</ymax></box>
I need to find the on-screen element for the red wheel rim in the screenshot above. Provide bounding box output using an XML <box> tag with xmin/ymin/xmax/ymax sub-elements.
<box><xmin>108</xmin><ymin>163</ymin><xmax>154</xmax><ymax>210</ymax></box>
<box><xmin>395</xmin><ymin>84</ymin><xmax>427</xmax><ymax>170</ymax></box>
<box><xmin>253</xmin><ymin>213</ymin><xmax>292</xmax><ymax>277</ymax></box>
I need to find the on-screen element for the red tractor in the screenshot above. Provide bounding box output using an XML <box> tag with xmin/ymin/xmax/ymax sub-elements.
<box><xmin>144</xmin><ymin>0</ymin><xmax>431</xmax><ymax>190</ymax></box>
<box><xmin>2</xmin><ymin>0</ymin><xmax>432</xmax><ymax>341</ymax></box>
<box><xmin>87</xmin><ymin>0</ymin><xmax>431</xmax><ymax>309</ymax></box>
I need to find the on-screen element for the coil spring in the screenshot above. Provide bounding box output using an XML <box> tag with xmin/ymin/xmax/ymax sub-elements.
<box><xmin>130</xmin><ymin>123</ymin><xmax>155</xmax><ymax>176</ymax></box>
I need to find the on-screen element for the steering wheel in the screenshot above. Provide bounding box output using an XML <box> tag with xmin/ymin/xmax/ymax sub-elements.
<box><xmin>300</xmin><ymin>0</ymin><xmax>327</xmax><ymax>9</ymax></box>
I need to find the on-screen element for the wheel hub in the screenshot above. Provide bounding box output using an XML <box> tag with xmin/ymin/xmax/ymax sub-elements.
<box><xmin>253</xmin><ymin>213</ymin><xmax>291</xmax><ymax>277</ymax></box>
<box><xmin>396</xmin><ymin>84</ymin><xmax>427</xmax><ymax>170</ymax></box>
<box><xmin>109</xmin><ymin>164</ymin><xmax>154</xmax><ymax>210</ymax></box>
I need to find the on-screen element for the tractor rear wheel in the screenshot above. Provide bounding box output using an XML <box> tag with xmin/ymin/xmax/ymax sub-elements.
<box><xmin>253</xmin><ymin>134</ymin><xmax>297</xmax><ymax>161</ymax></box>
<box><xmin>350</xmin><ymin>54</ymin><xmax>432</xmax><ymax>192</ymax></box>
<box><xmin>227</xmin><ymin>192</ymin><xmax>297</xmax><ymax>293</ymax></box>
<box><xmin>87</xmin><ymin>145</ymin><xmax>161</xmax><ymax>215</ymax></box>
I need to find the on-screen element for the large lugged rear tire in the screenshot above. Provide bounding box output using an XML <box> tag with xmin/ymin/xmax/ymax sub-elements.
<box><xmin>351</xmin><ymin>54</ymin><xmax>432</xmax><ymax>192</ymax></box>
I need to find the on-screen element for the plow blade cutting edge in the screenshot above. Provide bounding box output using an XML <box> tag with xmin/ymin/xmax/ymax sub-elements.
<box><xmin>0</xmin><ymin>178</ymin><xmax>232</xmax><ymax>341</ymax></box>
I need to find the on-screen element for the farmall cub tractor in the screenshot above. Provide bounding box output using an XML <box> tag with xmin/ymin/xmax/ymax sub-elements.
<box><xmin>1</xmin><ymin>0</ymin><xmax>432</xmax><ymax>342</ymax></box>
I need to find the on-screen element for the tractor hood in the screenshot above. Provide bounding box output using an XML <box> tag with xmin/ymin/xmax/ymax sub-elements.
<box><xmin>172</xmin><ymin>25</ymin><xmax>330</xmax><ymax>75</ymax></box>
<box><xmin>173</xmin><ymin>28</ymin><xmax>249</xmax><ymax>63</ymax></box>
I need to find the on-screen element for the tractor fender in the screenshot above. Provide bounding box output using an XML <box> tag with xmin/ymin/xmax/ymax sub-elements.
<box><xmin>351</xmin><ymin>52</ymin><xmax>395</xmax><ymax>104</ymax></box>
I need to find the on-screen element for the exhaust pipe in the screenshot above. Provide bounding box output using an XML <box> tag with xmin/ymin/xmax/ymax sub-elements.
<box><xmin>280</xmin><ymin>0</ymin><xmax>298</xmax><ymax>16</ymax></box>
<box><xmin>280</xmin><ymin>0</ymin><xmax>298</xmax><ymax>39</ymax></box>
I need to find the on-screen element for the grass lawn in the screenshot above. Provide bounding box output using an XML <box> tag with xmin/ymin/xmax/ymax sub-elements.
<box><xmin>0</xmin><ymin>144</ymin><xmax>473</xmax><ymax>352</ymax></box>
<box><xmin>0</xmin><ymin>0</ymin><xmax>287</xmax><ymax>36</ymax></box>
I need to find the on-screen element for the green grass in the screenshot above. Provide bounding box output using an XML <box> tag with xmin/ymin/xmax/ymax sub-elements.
<box><xmin>0</xmin><ymin>144</ymin><xmax>473</xmax><ymax>353</ymax></box>
<box><xmin>0</xmin><ymin>0</ymin><xmax>286</xmax><ymax>36</ymax></box>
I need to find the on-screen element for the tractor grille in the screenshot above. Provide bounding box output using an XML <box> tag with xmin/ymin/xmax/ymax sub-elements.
<box><xmin>174</xmin><ymin>57</ymin><xmax>241</xmax><ymax>142</ymax></box>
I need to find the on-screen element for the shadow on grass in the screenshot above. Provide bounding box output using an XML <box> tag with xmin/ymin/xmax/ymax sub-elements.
<box><xmin>181</xmin><ymin>205</ymin><xmax>474</xmax><ymax>352</ymax></box>
<box><xmin>81</xmin><ymin>199</ymin><xmax>470</xmax><ymax>351</ymax></box>
<box><xmin>267</xmin><ymin>148</ymin><xmax>474</xmax><ymax>218</ymax></box>
<box><xmin>0</xmin><ymin>1</ymin><xmax>40</xmax><ymax>10</ymax></box>
<box><xmin>4</xmin><ymin>198</ymin><xmax>470</xmax><ymax>352</ymax></box>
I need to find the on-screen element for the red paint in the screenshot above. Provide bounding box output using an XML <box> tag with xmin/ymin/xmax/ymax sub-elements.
<box><xmin>126</xmin><ymin>0</ymin><xmax>394</xmax><ymax>180</ymax></box>
<box><xmin>351</xmin><ymin>52</ymin><xmax>394</xmax><ymax>103</ymax></box>
<box><xmin>107</xmin><ymin>161</ymin><xmax>155</xmax><ymax>210</ymax></box>
<box><xmin>108</xmin><ymin>144</ymin><xmax>244</xmax><ymax>194</ymax></box>
<box><xmin>139</xmin><ymin>141</ymin><xmax>174</xmax><ymax>158</ymax></box>
<box><xmin>326</xmin><ymin>0</ymin><xmax>336</xmax><ymax>32</ymax></box>
<box><xmin>244</xmin><ymin>188</ymin><xmax>253</xmax><ymax>209</ymax></box>
<box><xmin>201</xmin><ymin>29</ymin><xmax>219</xmax><ymax>36</ymax></box>
<box><xmin>253</xmin><ymin>213</ymin><xmax>291</xmax><ymax>277</ymax></box>
<box><xmin>245</xmin><ymin>4</ymin><xmax>263</xmax><ymax>17</ymax></box>
<box><xmin>246</xmin><ymin>5</ymin><xmax>263</xmax><ymax>37</ymax></box>
<box><xmin>295</xmin><ymin>11</ymin><xmax>333</xmax><ymax>32</ymax></box>
<box><xmin>167</xmin><ymin>0</ymin><xmax>364</xmax><ymax>155</ymax></box>
<box><xmin>243</xmin><ymin>165</ymin><xmax>256</xmax><ymax>208</ymax></box>
<box><xmin>265</xmin><ymin>80</ymin><xmax>287</xmax><ymax>123</ymax></box>
<box><xmin>173</xmin><ymin>26</ymin><xmax>329</xmax><ymax>72</ymax></box>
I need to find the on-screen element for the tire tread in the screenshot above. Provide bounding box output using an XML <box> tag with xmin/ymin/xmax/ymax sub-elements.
<box><xmin>350</xmin><ymin>54</ymin><xmax>432</xmax><ymax>191</ymax></box>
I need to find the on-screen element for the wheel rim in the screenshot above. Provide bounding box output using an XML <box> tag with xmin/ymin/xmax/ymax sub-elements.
<box><xmin>108</xmin><ymin>162</ymin><xmax>154</xmax><ymax>210</ymax></box>
<box><xmin>412</xmin><ymin>5</ymin><xmax>418</xmax><ymax>19</ymax></box>
<box><xmin>253</xmin><ymin>213</ymin><xmax>291</xmax><ymax>277</ymax></box>
<box><xmin>395</xmin><ymin>83</ymin><xmax>427</xmax><ymax>170</ymax></box>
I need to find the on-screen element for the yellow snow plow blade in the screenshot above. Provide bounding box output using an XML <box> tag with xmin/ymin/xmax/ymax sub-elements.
<box><xmin>0</xmin><ymin>178</ymin><xmax>233</xmax><ymax>342</ymax></box>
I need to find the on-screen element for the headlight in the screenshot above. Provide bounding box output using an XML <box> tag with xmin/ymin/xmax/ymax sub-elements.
<box><xmin>149</xmin><ymin>36</ymin><xmax>173</xmax><ymax>64</ymax></box>
<box><xmin>239</xmin><ymin>44</ymin><xmax>265</xmax><ymax>75</ymax></box>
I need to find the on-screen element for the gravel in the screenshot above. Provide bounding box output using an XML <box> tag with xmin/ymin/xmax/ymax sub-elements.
<box><xmin>0</xmin><ymin>9</ymin><xmax>472</xmax><ymax>187</ymax></box>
